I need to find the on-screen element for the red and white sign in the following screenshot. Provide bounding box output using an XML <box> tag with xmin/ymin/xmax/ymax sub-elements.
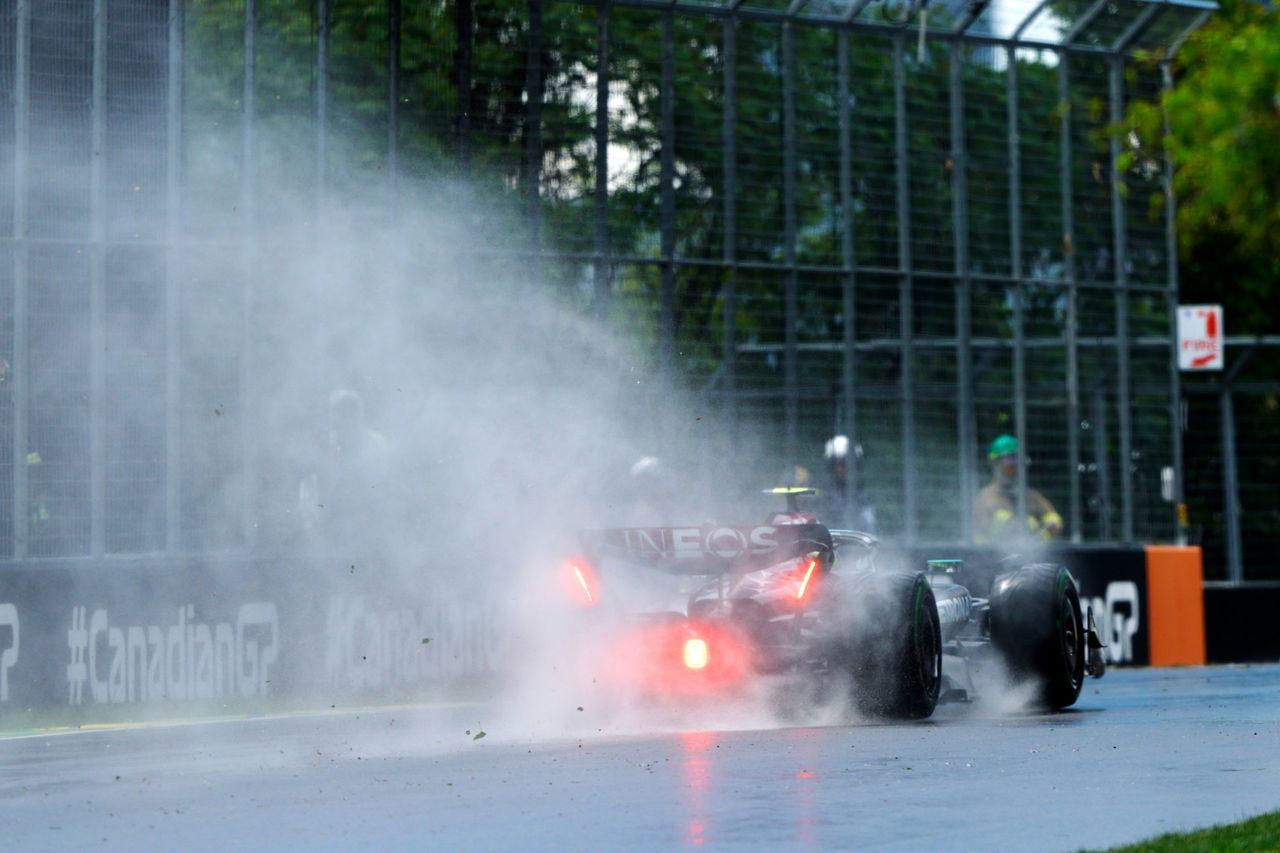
<box><xmin>1177</xmin><ymin>304</ymin><xmax>1223</xmax><ymax>371</ymax></box>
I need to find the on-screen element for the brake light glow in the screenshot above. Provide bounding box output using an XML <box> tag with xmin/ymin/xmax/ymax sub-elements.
<box><xmin>562</xmin><ymin>559</ymin><xmax>598</xmax><ymax>606</ymax></box>
<box><xmin>796</xmin><ymin>558</ymin><xmax>818</xmax><ymax>601</ymax></box>
<box><xmin>572</xmin><ymin>564</ymin><xmax>594</xmax><ymax>603</ymax></box>
<box><xmin>598</xmin><ymin>622</ymin><xmax>750</xmax><ymax>695</ymax></box>
<box><xmin>683</xmin><ymin>637</ymin><xmax>709</xmax><ymax>670</ymax></box>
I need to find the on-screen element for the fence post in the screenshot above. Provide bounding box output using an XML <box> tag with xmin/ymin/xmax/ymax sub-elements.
<box><xmin>524</xmin><ymin>0</ymin><xmax>542</xmax><ymax>239</ymax></box>
<box><xmin>659</xmin><ymin>10</ymin><xmax>675</xmax><ymax>377</ymax></box>
<box><xmin>1091</xmin><ymin>384</ymin><xmax>1113</xmax><ymax>540</ymax></box>
<box><xmin>165</xmin><ymin>0</ymin><xmax>185</xmax><ymax>552</ymax></box>
<box><xmin>12</xmin><ymin>0</ymin><xmax>30</xmax><ymax>559</ymax></box>
<box><xmin>950</xmin><ymin>41</ymin><xmax>975</xmax><ymax>541</ymax></box>
<box><xmin>783</xmin><ymin>22</ymin><xmax>798</xmax><ymax>468</ymax></box>
<box><xmin>838</xmin><ymin>30</ymin><xmax>859</xmax><ymax>523</ymax></box>
<box><xmin>316</xmin><ymin>0</ymin><xmax>329</xmax><ymax>203</ymax></box>
<box><xmin>1219</xmin><ymin>379</ymin><xmax>1242</xmax><ymax>582</ymax></box>
<box><xmin>388</xmin><ymin>0</ymin><xmax>401</xmax><ymax>192</ymax></box>
<box><xmin>91</xmin><ymin>0</ymin><xmax>107</xmax><ymax>555</ymax></box>
<box><xmin>1218</xmin><ymin>347</ymin><xmax>1256</xmax><ymax>582</ymax></box>
<box><xmin>1059</xmin><ymin>49</ymin><xmax>1081</xmax><ymax>543</ymax></box>
<box><xmin>1109</xmin><ymin>55</ymin><xmax>1134</xmax><ymax>543</ymax></box>
<box><xmin>1008</xmin><ymin>44</ymin><xmax>1029</xmax><ymax>528</ymax></box>
<box><xmin>722</xmin><ymin>15</ymin><xmax>738</xmax><ymax>448</ymax></box>
<box><xmin>594</xmin><ymin>4</ymin><xmax>610</xmax><ymax>319</ymax></box>
<box><xmin>240</xmin><ymin>0</ymin><xmax>258</xmax><ymax>549</ymax></box>
<box><xmin>893</xmin><ymin>35</ymin><xmax>915</xmax><ymax>544</ymax></box>
<box><xmin>456</xmin><ymin>0</ymin><xmax>472</xmax><ymax>173</ymax></box>
<box><xmin>1161</xmin><ymin>60</ymin><xmax>1187</xmax><ymax>546</ymax></box>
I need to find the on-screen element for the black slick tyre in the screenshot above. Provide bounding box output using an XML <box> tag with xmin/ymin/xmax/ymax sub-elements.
<box><xmin>845</xmin><ymin>571</ymin><xmax>942</xmax><ymax>720</ymax></box>
<box><xmin>989</xmin><ymin>563</ymin><xmax>1085</xmax><ymax>710</ymax></box>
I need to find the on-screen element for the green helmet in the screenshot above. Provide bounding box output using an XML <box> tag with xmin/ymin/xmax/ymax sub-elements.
<box><xmin>987</xmin><ymin>434</ymin><xmax>1018</xmax><ymax>459</ymax></box>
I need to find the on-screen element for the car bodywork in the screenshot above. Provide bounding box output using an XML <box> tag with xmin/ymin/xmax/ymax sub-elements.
<box><xmin>560</xmin><ymin>489</ymin><xmax>1105</xmax><ymax>719</ymax></box>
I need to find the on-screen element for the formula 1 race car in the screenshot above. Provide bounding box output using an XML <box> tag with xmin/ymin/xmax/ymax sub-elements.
<box><xmin>558</xmin><ymin>488</ymin><xmax>1105</xmax><ymax>719</ymax></box>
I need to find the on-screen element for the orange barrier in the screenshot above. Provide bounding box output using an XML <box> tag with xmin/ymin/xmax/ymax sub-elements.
<box><xmin>1144</xmin><ymin>546</ymin><xmax>1206</xmax><ymax>666</ymax></box>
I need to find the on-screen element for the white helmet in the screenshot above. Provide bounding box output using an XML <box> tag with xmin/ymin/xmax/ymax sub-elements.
<box><xmin>824</xmin><ymin>435</ymin><xmax>863</xmax><ymax>462</ymax></box>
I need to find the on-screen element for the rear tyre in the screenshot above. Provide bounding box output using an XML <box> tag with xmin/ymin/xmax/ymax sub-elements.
<box><xmin>844</xmin><ymin>572</ymin><xmax>942</xmax><ymax>720</ymax></box>
<box><xmin>989</xmin><ymin>563</ymin><xmax>1085</xmax><ymax>710</ymax></box>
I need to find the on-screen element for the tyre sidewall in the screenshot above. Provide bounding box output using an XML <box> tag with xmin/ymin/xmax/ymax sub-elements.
<box><xmin>990</xmin><ymin>563</ymin><xmax>1085</xmax><ymax>709</ymax></box>
<box><xmin>843</xmin><ymin>571</ymin><xmax>942</xmax><ymax>719</ymax></box>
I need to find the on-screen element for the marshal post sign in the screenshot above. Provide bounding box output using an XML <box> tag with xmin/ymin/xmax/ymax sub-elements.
<box><xmin>1177</xmin><ymin>304</ymin><xmax>1224</xmax><ymax>371</ymax></box>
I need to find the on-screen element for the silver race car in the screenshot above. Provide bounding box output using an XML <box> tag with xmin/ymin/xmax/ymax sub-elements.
<box><xmin>559</xmin><ymin>488</ymin><xmax>1105</xmax><ymax>719</ymax></box>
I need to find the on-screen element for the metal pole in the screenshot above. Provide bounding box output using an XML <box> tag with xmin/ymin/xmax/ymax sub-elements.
<box><xmin>659</xmin><ymin>10</ymin><xmax>676</xmax><ymax>375</ymax></box>
<box><xmin>1113</xmin><ymin>4</ymin><xmax>1162</xmax><ymax>54</ymax></box>
<box><xmin>838</xmin><ymin>30</ymin><xmax>859</xmax><ymax>526</ymax></box>
<box><xmin>783</xmin><ymin>22</ymin><xmax>798</xmax><ymax>467</ymax></box>
<box><xmin>893</xmin><ymin>35</ymin><xmax>915</xmax><ymax>544</ymax></box>
<box><xmin>13</xmin><ymin>0</ymin><xmax>30</xmax><ymax>559</ymax></box>
<box><xmin>387</xmin><ymin>0</ymin><xmax>400</xmax><ymax>194</ymax></box>
<box><xmin>316</xmin><ymin>0</ymin><xmax>329</xmax><ymax>207</ymax></box>
<box><xmin>1109</xmin><ymin>56</ymin><xmax>1133</xmax><ymax>543</ymax></box>
<box><xmin>594</xmin><ymin>3</ymin><xmax>610</xmax><ymax>319</ymax></box>
<box><xmin>547</xmin><ymin>0</ymin><xmax>1189</xmax><ymax>53</ymax></box>
<box><xmin>723</xmin><ymin>15</ymin><xmax>738</xmax><ymax>445</ymax></box>
<box><xmin>1091</xmin><ymin>384</ymin><xmax>1113</xmax><ymax>541</ymax></box>
<box><xmin>458</xmin><ymin>0</ymin><xmax>473</xmax><ymax>174</ymax></box>
<box><xmin>1169</xmin><ymin>11</ymin><xmax>1212</xmax><ymax>59</ymax></box>
<box><xmin>950</xmin><ymin>41</ymin><xmax>975</xmax><ymax>541</ymax></box>
<box><xmin>1060</xmin><ymin>50</ymin><xmax>1081</xmax><ymax>542</ymax></box>
<box><xmin>165</xmin><ymin>0</ymin><xmax>185</xmax><ymax>552</ymax></box>
<box><xmin>1161</xmin><ymin>61</ymin><xmax>1187</xmax><ymax>546</ymax></box>
<box><xmin>312</xmin><ymin>0</ymin><xmax>332</xmax><ymax>416</ymax></box>
<box><xmin>1220</xmin><ymin>379</ymin><xmax>1242</xmax><ymax>581</ymax></box>
<box><xmin>241</xmin><ymin>0</ymin><xmax>258</xmax><ymax>549</ymax></box>
<box><xmin>91</xmin><ymin>0</ymin><xmax>107</xmax><ymax>555</ymax></box>
<box><xmin>242</xmin><ymin>0</ymin><xmax>256</xmax><ymax>223</ymax></box>
<box><xmin>1061</xmin><ymin>0</ymin><xmax>1111</xmax><ymax>46</ymax></box>
<box><xmin>1008</xmin><ymin>45</ymin><xmax>1028</xmax><ymax>528</ymax></box>
<box><xmin>524</xmin><ymin>0</ymin><xmax>542</xmax><ymax>238</ymax></box>
<box><xmin>1214</xmin><ymin>346</ymin><xmax>1258</xmax><ymax>581</ymax></box>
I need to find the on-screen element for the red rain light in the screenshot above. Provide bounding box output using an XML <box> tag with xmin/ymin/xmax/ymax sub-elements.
<box><xmin>599</xmin><ymin>622</ymin><xmax>752</xmax><ymax>697</ymax></box>
<box><xmin>683</xmin><ymin>637</ymin><xmax>710</xmax><ymax>670</ymax></box>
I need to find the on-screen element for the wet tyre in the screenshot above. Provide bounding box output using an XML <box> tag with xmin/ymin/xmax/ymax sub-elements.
<box><xmin>845</xmin><ymin>572</ymin><xmax>942</xmax><ymax>720</ymax></box>
<box><xmin>989</xmin><ymin>563</ymin><xmax>1085</xmax><ymax>710</ymax></box>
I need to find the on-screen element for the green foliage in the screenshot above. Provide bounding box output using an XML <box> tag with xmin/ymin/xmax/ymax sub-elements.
<box><xmin>181</xmin><ymin>0</ymin><xmax>1185</xmax><ymax>390</ymax></box>
<box><xmin>1118</xmin><ymin>1</ymin><xmax>1280</xmax><ymax>568</ymax></box>
<box><xmin>1083</xmin><ymin>808</ymin><xmax>1280</xmax><ymax>852</ymax></box>
<box><xmin>1123</xmin><ymin>0</ymin><xmax>1280</xmax><ymax>333</ymax></box>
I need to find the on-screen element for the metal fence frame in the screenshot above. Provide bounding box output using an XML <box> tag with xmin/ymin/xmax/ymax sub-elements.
<box><xmin>5</xmin><ymin>0</ymin><xmax>1259</xmax><ymax>570</ymax></box>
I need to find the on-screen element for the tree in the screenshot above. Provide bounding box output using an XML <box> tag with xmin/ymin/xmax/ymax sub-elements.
<box><xmin>1123</xmin><ymin>0</ymin><xmax>1280</xmax><ymax>333</ymax></box>
<box><xmin>1121</xmin><ymin>1</ymin><xmax>1280</xmax><ymax>574</ymax></box>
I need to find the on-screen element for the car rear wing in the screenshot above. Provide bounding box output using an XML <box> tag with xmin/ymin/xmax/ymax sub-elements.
<box><xmin>579</xmin><ymin>523</ymin><xmax>834</xmax><ymax>575</ymax></box>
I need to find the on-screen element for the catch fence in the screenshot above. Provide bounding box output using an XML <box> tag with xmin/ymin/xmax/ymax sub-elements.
<box><xmin>5</xmin><ymin>0</ymin><xmax>1270</xmax><ymax>578</ymax></box>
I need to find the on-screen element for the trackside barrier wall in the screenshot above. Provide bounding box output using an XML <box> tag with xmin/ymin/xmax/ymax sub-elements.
<box><xmin>0</xmin><ymin>545</ymin><xmax>1210</xmax><ymax>715</ymax></box>
<box><xmin>1203</xmin><ymin>583</ymin><xmax>1280</xmax><ymax>664</ymax></box>
<box><xmin>0</xmin><ymin>558</ymin><xmax>508</xmax><ymax>713</ymax></box>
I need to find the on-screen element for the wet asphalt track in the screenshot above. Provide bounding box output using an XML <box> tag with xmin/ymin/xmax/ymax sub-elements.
<box><xmin>2</xmin><ymin>664</ymin><xmax>1278</xmax><ymax>852</ymax></box>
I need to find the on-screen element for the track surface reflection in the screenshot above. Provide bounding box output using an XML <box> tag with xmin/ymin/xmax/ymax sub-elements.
<box><xmin>2</xmin><ymin>665</ymin><xmax>1278</xmax><ymax>851</ymax></box>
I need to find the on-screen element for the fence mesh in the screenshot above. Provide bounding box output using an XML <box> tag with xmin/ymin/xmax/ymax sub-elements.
<box><xmin>4</xmin><ymin>0</ymin><xmax>1271</xmax><ymax>577</ymax></box>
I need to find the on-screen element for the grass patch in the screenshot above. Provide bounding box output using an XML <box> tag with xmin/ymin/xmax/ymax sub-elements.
<box><xmin>1089</xmin><ymin>811</ymin><xmax>1280</xmax><ymax>852</ymax></box>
